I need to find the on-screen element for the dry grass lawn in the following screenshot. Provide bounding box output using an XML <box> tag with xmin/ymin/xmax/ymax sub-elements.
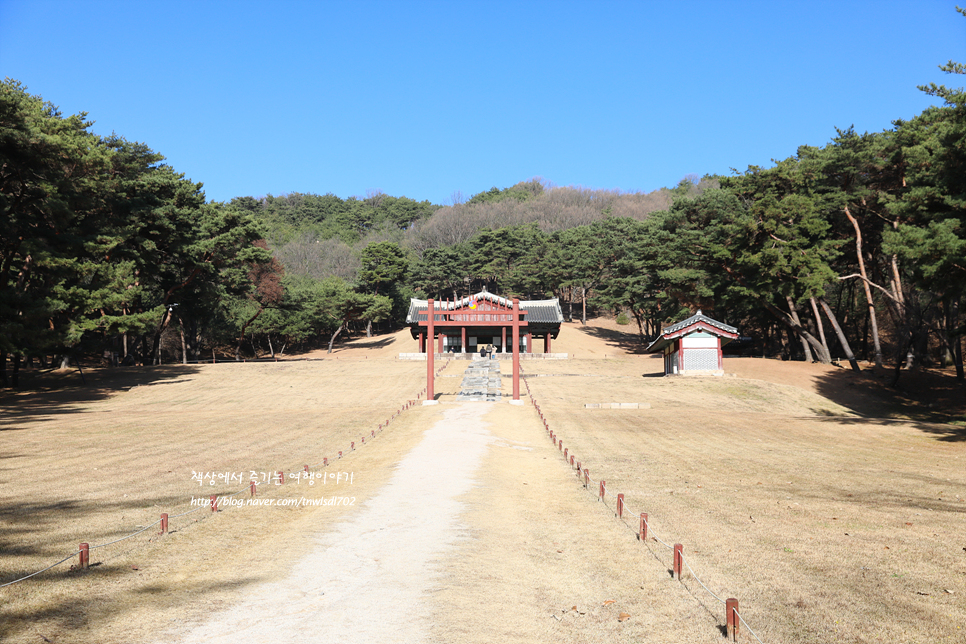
<box><xmin>1</xmin><ymin>320</ymin><xmax>965</xmax><ymax>643</ymax></box>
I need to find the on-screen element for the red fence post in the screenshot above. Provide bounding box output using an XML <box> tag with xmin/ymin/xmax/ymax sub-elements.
<box><xmin>250</xmin><ymin>481</ymin><xmax>256</xmax><ymax>496</ymax></box>
<box><xmin>617</xmin><ymin>493</ymin><xmax>624</xmax><ymax>518</ymax></box>
<box><xmin>79</xmin><ymin>543</ymin><xmax>89</xmax><ymax>570</ymax></box>
<box><xmin>673</xmin><ymin>544</ymin><xmax>683</xmax><ymax>579</ymax></box>
<box><xmin>338</xmin><ymin>450</ymin><xmax>343</xmax><ymax>458</ymax></box>
<box><xmin>351</xmin><ymin>441</ymin><xmax>355</xmax><ymax>450</ymax></box>
<box><xmin>640</xmin><ymin>513</ymin><xmax>647</xmax><ymax>541</ymax></box>
<box><xmin>160</xmin><ymin>513</ymin><xmax>168</xmax><ymax>535</ymax></box>
<box><xmin>323</xmin><ymin>457</ymin><xmax>328</xmax><ymax>467</ymax></box>
<box><xmin>304</xmin><ymin>465</ymin><xmax>309</xmax><ymax>474</ymax></box>
<box><xmin>564</xmin><ymin>447</ymin><xmax>568</xmax><ymax>461</ymax></box>
<box><xmin>583</xmin><ymin>468</ymin><xmax>589</xmax><ymax>488</ymax></box>
<box><xmin>559</xmin><ymin>440</ymin><xmax>563</xmax><ymax>452</ymax></box>
<box><xmin>726</xmin><ymin>598</ymin><xmax>739</xmax><ymax>641</ymax></box>
<box><xmin>371</xmin><ymin>430</ymin><xmax>375</xmax><ymax>438</ymax></box>
<box><xmin>599</xmin><ymin>480</ymin><xmax>606</xmax><ymax>501</ymax></box>
<box><xmin>210</xmin><ymin>495</ymin><xmax>218</xmax><ymax>512</ymax></box>
<box><xmin>278</xmin><ymin>470</ymin><xmax>284</xmax><ymax>484</ymax></box>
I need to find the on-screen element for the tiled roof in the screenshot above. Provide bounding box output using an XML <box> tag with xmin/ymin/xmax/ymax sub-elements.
<box><xmin>662</xmin><ymin>310</ymin><xmax>737</xmax><ymax>336</ymax></box>
<box><xmin>406</xmin><ymin>291</ymin><xmax>563</xmax><ymax>325</ymax></box>
<box><xmin>644</xmin><ymin>310</ymin><xmax>738</xmax><ymax>353</ymax></box>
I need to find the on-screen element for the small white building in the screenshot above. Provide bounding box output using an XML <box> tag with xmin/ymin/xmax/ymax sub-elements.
<box><xmin>645</xmin><ymin>310</ymin><xmax>738</xmax><ymax>376</ymax></box>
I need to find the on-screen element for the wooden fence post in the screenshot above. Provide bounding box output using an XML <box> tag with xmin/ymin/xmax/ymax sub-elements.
<box><xmin>583</xmin><ymin>468</ymin><xmax>589</xmax><ymax>488</ymax></box>
<box><xmin>726</xmin><ymin>598</ymin><xmax>739</xmax><ymax>641</ymax></box>
<box><xmin>640</xmin><ymin>513</ymin><xmax>647</xmax><ymax>541</ymax></box>
<box><xmin>210</xmin><ymin>495</ymin><xmax>218</xmax><ymax>512</ymax></box>
<box><xmin>250</xmin><ymin>481</ymin><xmax>256</xmax><ymax>496</ymax></box>
<box><xmin>599</xmin><ymin>480</ymin><xmax>606</xmax><ymax>501</ymax></box>
<box><xmin>673</xmin><ymin>544</ymin><xmax>683</xmax><ymax>579</ymax></box>
<box><xmin>160</xmin><ymin>513</ymin><xmax>168</xmax><ymax>535</ymax></box>
<box><xmin>617</xmin><ymin>493</ymin><xmax>624</xmax><ymax>518</ymax></box>
<box><xmin>79</xmin><ymin>543</ymin><xmax>89</xmax><ymax>570</ymax></box>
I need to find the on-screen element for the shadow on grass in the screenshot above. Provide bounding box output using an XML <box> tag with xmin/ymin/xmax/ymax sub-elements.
<box><xmin>806</xmin><ymin>365</ymin><xmax>966</xmax><ymax>441</ymax></box>
<box><xmin>0</xmin><ymin>365</ymin><xmax>201</xmax><ymax>429</ymax></box>
<box><xmin>0</xmin><ymin>573</ymin><xmax>266</xmax><ymax>642</ymax></box>
<box><xmin>0</xmin><ymin>492</ymin><xmax>192</xmax><ymax>566</ymax></box>
<box><xmin>573</xmin><ymin>322</ymin><xmax>651</xmax><ymax>354</ymax></box>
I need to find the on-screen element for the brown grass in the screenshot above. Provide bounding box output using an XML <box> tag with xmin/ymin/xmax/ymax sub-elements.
<box><xmin>0</xmin><ymin>355</ymin><xmax>458</xmax><ymax>643</ymax></box>
<box><xmin>1</xmin><ymin>320</ymin><xmax>965</xmax><ymax>644</ymax></box>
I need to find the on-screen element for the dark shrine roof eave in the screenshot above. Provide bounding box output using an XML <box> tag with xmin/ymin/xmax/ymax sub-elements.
<box><xmin>405</xmin><ymin>291</ymin><xmax>564</xmax><ymax>325</ymax></box>
<box><xmin>644</xmin><ymin>312</ymin><xmax>739</xmax><ymax>354</ymax></box>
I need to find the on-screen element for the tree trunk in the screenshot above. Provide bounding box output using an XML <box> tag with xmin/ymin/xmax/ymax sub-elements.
<box><xmin>11</xmin><ymin>354</ymin><xmax>19</xmax><ymax>388</ymax></box>
<box><xmin>889</xmin><ymin>218</ymin><xmax>906</xmax><ymax>310</ymax></box>
<box><xmin>819</xmin><ymin>298</ymin><xmax>860</xmax><ymax>372</ymax></box>
<box><xmin>150</xmin><ymin>309</ymin><xmax>174</xmax><ymax>365</ymax></box>
<box><xmin>366</xmin><ymin>320</ymin><xmax>373</xmax><ymax>338</ymax></box>
<box><xmin>581</xmin><ymin>287</ymin><xmax>587</xmax><ymax>325</ymax></box>
<box><xmin>809</xmin><ymin>297</ymin><xmax>831</xmax><ymax>358</ymax></box>
<box><xmin>761</xmin><ymin>301</ymin><xmax>830</xmax><ymax>363</ymax></box>
<box><xmin>0</xmin><ymin>350</ymin><xmax>6</xmax><ymax>388</ymax></box>
<box><xmin>235</xmin><ymin>307</ymin><xmax>264</xmax><ymax>361</ymax></box>
<box><xmin>786</xmin><ymin>296</ymin><xmax>814</xmax><ymax>362</ymax></box>
<box><xmin>952</xmin><ymin>298</ymin><xmax>964</xmax><ymax>381</ymax></box>
<box><xmin>178</xmin><ymin>314</ymin><xmax>187</xmax><ymax>364</ymax></box>
<box><xmin>632</xmin><ymin>310</ymin><xmax>647</xmax><ymax>345</ymax></box>
<box><xmin>267</xmin><ymin>335</ymin><xmax>275</xmax><ymax>358</ymax></box>
<box><xmin>328</xmin><ymin>323</ymin><xmax>345</xmax><ymax>354</ymax></box>
<box><xmin>844</xmin><ymin>205</ymin><xmax>883</xmax><ymax>367</ymax></box>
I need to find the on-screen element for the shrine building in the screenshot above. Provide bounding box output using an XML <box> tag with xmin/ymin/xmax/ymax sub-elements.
<box><xmin>406</xmin><ymin>290</ymin><xmax>563</xmax><ymax>354</ymax></box>
<box><xmin>645</xmin><ymin>310</ymin><xmax>738</xmax><ymax>376</ymax></box>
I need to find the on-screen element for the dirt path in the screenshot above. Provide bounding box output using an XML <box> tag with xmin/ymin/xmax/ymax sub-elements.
<box><xmin>171</xmin><ymin>403</ymin><xmax>495</xmax><ymax>644</ymax></box>
<box><xmin>169</xmin><ymin>395</ymin><xmax>726</xmax><ymax>644</ymax></box>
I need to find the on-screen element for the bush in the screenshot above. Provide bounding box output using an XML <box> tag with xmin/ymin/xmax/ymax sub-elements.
<box><xmin>615</xmin><ymin>311</ymin><xmax>630</xmax><ymax>325</ymax></box>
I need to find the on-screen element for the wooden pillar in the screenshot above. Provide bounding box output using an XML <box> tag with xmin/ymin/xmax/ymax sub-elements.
<box><xmin>419</xmin><ymin>332</ymin><xmax>425</xmax><ymax>353</ymax></box>
<box><xmin>502</xmin><ymin>326</ymin><xmax>507</xmax><ymax>353</ymax></box>
<box><xmin>438</xmin><ymin>331</ymin><xmax>444</xmax><ymax>354</ymax></box>
<box><xmin>544</xmin><ymin>333</ymin><xmax>551</xmax><ymax>353</ymax></box>
<box><xmin>461</xmin><ymin>326</ymin><xmax>467</xmax><ymax>353</ymax></box>
<box><xmin>525</xmin><ymin>332</ymin><xmax>532</xmax><ymax>354</ymax></box>
<box><xmin>426</xmin><ymin>299</ymin><xmax>435</xmax><ymax>401</ymax></box>
<box><xmin>512</xmin><ymin>299</ymin><xmax>521</xmax><ymax>400</ymax></box>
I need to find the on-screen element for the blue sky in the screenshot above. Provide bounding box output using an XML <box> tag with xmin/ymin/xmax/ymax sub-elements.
<box><xmin>2</xmin><ymin>1</ymin><xmax>963</xmax><ymax>205</ymax></box>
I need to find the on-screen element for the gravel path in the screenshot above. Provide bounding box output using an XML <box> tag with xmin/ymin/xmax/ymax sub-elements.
<box><xmin>173</xmin><ymin>403</ymin><xmax>493</xmax><ymax>644</ymax></box>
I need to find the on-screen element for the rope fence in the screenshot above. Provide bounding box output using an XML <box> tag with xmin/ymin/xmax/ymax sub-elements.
<box><xmin>521</xmin><ymin>371</ymin><xmax>765</xmax><ymax>644</ymax></box>
<box><xmin>0</xmin><ymin>359</ymin><xmax>453</xmax><ymax>591</ymax></box>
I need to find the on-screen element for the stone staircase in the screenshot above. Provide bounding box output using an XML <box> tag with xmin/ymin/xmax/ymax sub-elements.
<box><xmin>455</xmin><ymin>357</ymin><xmax>502</xmax><ymax>402</ymax></box>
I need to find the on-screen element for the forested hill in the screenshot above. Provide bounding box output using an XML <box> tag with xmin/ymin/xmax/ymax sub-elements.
<box><xmin>231</xmin><ymin>191</ymin><xmax>439</xmax><ymax>246</ymax></box>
